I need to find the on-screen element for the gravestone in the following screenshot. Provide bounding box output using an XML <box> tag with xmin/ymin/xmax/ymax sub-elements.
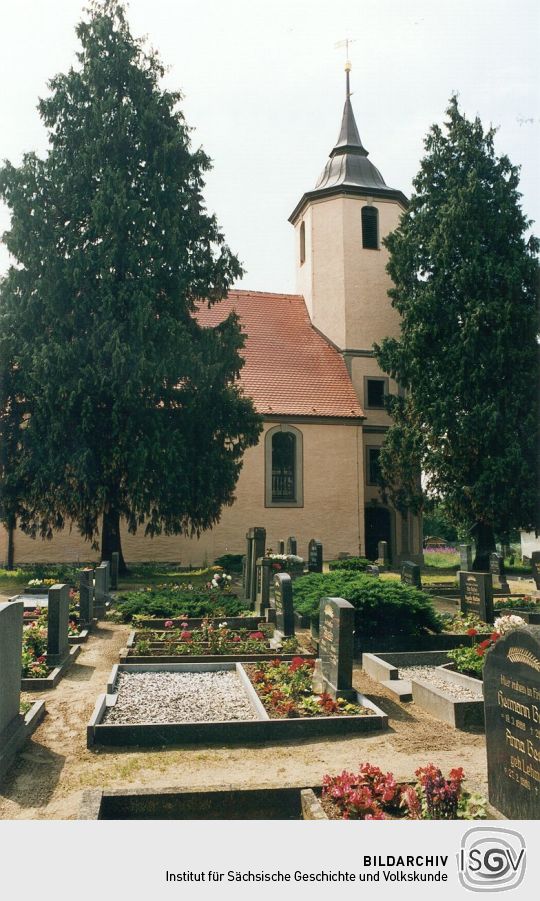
<box><xmin>308</xmin><ymin>539</ymin><xmax>323</xmax><ymax>574</ymax></box>
<box><xmin>401</xmin><ymin>561</ymin><xmax>422</xmax><ymax>588</ymax></box>
<box><xmin>490</xmin><ymin>552</ymin><xmax>509</xmax><ymax>591</ymax></box>
<box><xmin>249</xmin><ymin>528</ymin><xmax>266</xmax><ymax>606</ymax></box>
<box><xmin>0</xmin><ymin>601</ymin><xmax>23</xmax><ymax>743</ymax></box>
<box><xmin>242</xmin><ymin>555</ymin><xmax>247</xmax><ymax>592</ymax></box>
<box><xmin>243</xmin><ymin>531</ymin><xmax>252</xmax><ymax>598</ymax></box>
<box><xmin>459</xmin><ymin>571</ymin><xmax>494</xmax><ymax>623</ymax></box>
<box><xmin>94</xmin><ymin>564</ymin><xmax>108</xmax><ymax>618</ymax></box>
<box><xmin>483</xmin><ymin>626</ymin><xmax>540</xmax><ymax>819</ymax></box>
<box><xmin>277</xmin><ymin>540</ymin><xmax>285</xmax><ymax>554</ymax></box>
<box><xmin>254</xmin><ymin>557</ymin><xmax>274</xmax><ymax>617</ymax></box>
<box><xmin>102</xmin><ymin>560</ymin><xmax>111</xmax><ymax>595</ymax></box>
<box><xmin>47</xmin><ymin>583</ymin><xmax>70</xmax><ymax>664</ymax></box>
<box><xmin>366</xmin><ymin>564</ymin><xmax>380</xmax><ymax>578</ymax></box>
<box><xmin>79</xmin><ymin>568</ymin><xmax>94</xmax><ymax>626</ymax></box>
<box><xmin>459</xmin><ymin>544</ymin><xmax>473</xmax><ymax>572</ymax></box>
<box><xmin>110</xmin><ymin>552</ymin><xmax>119</xmax><ymax>591</ymax></box>
<box><xmin>286</xmin><ymin>536</ymin><xmax>297</xmax><ymax>556</ymax></box>
<box><xmin>318</xmin><ymin>597</ymin><xmax>356</xmax><ymax>700</ymax></box>
<box><xmin>531</xmin><ymin>552</ymin><xmax>540</xmax><ymax>591</ymax></box>
<box><xmin>273</xmin><ymin>573</ymin><xmax>295</xmax><ymax>639</ymax></box>
<box><xmin>377</xmin><ymin>540</ymin><xmax>389</xmax><ymax>566</ymax></box>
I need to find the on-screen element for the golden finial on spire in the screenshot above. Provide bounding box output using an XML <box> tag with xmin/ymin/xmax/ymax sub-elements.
<box><xmin>335</xmin><ymin>39</ymin><xmax>356</xmax><ymax>95</ymax></box>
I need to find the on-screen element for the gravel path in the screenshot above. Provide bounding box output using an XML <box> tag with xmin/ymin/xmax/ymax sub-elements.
<box><xmin>399</xmin><ymin>666</ymin><xmax>482</xmax><ymax>700</ymax></box>
<box><xmin>104</xmin><ymin>670</ymin><xmax>258</xmax><ymax>724</ymax></box>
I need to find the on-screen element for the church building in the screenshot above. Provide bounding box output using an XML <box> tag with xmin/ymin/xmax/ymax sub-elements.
<box><xmin>1</xmin><ymin>67</ymin><xmax>423</xmax><ymax>567</ymax></box>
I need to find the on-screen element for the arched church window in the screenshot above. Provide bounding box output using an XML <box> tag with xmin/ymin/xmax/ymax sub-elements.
<box><xmin>362</xmin><ymin>206</ymin><xmax>379</xmax><ymax>250</ymax></box>
<box><xmin>265</xmin><ymin>425</ymin><xmax>304</xmax><ymax>507</ymax></box>
<box><xmin>299</xmin><ymin>221</ymin><xmax>306</xmax><ymax>264</ymax></box>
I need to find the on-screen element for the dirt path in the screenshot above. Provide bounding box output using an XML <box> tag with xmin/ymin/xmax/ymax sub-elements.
<box><xmin>0</xmin><ymin>621</ymin><xmax>488</xmax><ymax>819</ymax></box>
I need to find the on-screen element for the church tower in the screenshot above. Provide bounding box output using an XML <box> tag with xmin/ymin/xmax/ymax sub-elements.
<box><xmin>289</xmin><ymin>62</ymin><xmax>422</xmax><ymax>564</ymax></box>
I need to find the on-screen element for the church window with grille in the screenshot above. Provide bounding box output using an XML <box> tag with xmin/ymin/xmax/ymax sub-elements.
<box><xmin>265</xmin><ymin>425</ymin><xmax>304</xmax><ymax>507</ymax></box>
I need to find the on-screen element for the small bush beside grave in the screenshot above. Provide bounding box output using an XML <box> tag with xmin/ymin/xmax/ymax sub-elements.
<box><xmin>292</xmin><ymin>572</ymin><xmax>440</xmax><ymax>637</ymax></box>
<box><xmin>113</xmin><ymin>586</ymin><xmax>247</xmax><ymax>622</ymax></box>
<box><xmin>328</xmin><ymin>557</ymin><xmax>371</xmax><ymax>572</ymax></box>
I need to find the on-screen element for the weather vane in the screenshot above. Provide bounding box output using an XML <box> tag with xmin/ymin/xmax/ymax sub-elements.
<box><xmin>335</xmin><ymin>38</ymin><xmax>357</xmax><ymax>95</ymax></box>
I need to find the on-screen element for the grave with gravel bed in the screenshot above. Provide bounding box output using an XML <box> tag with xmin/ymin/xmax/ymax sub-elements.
<box><xmin>87</xmin><ymin>662</ymin><xmax>388</xmax><ymax>748</ymax></box>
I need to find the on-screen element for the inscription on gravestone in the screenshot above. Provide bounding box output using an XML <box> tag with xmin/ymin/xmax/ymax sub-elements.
<box><xmin>459</xmin><ymin>571</ymin><xmax>494</xmax><ymax>623</ymax></box>
<box><xmin>401</xmin><ymin>561</ymin><xmax>421</xmax><ymax>588</ymax></box>
<box><xmin>483</xmin><ymin>627</ymin><xmax>540</xmax><ymax>819</ymax></box>
<box><xmin>459</xmin><ymin>544</ymin><xmax>473</xmax><ymax>572</ymax></box>
<box><xmin>308</xmin><ymin>539</ymin><xmax>323</xmax><ymax>574</ymax></box>
<box><xmin>286</xmin><ymin>536</ymin><xmax>297</xmax><ymax>556</ymax></box>
<box><xmin>273</xmin><ymin>573</ymin><xmax>295</xmax><ymax>638</ymax></box>
<box><xmin>531</xmin><ymin>552</ymin><xmax>540</xmax><ymax>591</ymax></box>
<box><xmin>318</xmin><ymin>597</ymin><xmax>355</xmax><ymax>700</ymax></box>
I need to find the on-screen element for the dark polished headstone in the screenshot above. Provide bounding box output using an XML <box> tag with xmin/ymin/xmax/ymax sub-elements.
<box><xmin>459</xmin><ymin>571</ymin><xmax>494</xmax><ymax>623</ymax></box>
<box><xmin>318</xmin><ymin>597</ymin><xmax>355</xmax><ymax>700</ymax></box>
<box><xmin>308</xmin><ymin>539</ymin><xmax>323</xmax><ymax>574</ymax></box>
<box><xmin>0</xmin><ymin>601</ymin><xmax>23</xmax><ymax>735</ymax></box>
<box><xmin>459</xmin><ymin>544</ymin><xmax>473</xmax><ymax>572</ymax></box>
<box><xmin>249</xmin><ymin>528</ymin><xmax>266</xmax><ymax>606</ymax></box>
<box><xmin>94</xmin><ymin>564</ymin><xmax>108</xmax><ymax>618</ymax></box>
<box><xmin>286</xmin><ymin>536</ymin><xmax>297</xmax><ymax>556</ymax></box>
<box><xmin>484</xmin><ymin>627</ymin><xmax>540</xmax><ymax>819</ymax></box>
<box><xmin>273</xmin><ymin>573</ymin><xmax>295</xmax><ymax>638</ymax></box>
<box><xmin>110</xmin><ymin>552</ymin><xmax>119</xmax><ymax>591</ymax></box>
<box><xmin>47</xmin><ymin>583</ymin><xmax>70</xmax><ymax>664</ymax></box>
<box><xmin>79</xmin><ymin>568</ymin><xmax>94</xmax><ymax>625</ymax></box>
<box><xmin>255</xmin><ymin>557</ymin><xmax>273</xmax><ymax>617</ymax></box>
<box><xmin>401</xmin><ymin>561</ymin><xmax>422</xmax><ymax>588</ymax></box>
<box><xmin>531</xmin><ymin>552</ymin><xmax>540</xmax><ymax>590</ymax></box>
<box><xmin>277</xmin><ymin>540</ymin><xmax>285</xmax><ymax>555</ymax></box>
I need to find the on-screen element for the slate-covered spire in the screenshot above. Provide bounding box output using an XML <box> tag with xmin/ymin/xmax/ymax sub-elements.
<box><xmin>331</xmin><ymin>66</ymin><xmax>369</xmax><ymax>158</ymax></box>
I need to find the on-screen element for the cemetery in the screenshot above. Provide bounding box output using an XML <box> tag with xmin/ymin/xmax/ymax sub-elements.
<box><xmin>0</xmin><ymin>535</ymin><xmax>538</xmax><ymax>821</ymax></box>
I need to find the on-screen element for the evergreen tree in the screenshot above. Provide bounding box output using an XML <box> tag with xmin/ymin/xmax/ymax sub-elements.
<box><xmin>0</xmin><ymin>0</ymin><xmax>262</xmax><ymax>571</ymax></box>
<box><xmin>375</xmin><ymin>97</ymin><xmax>539</xmax><ymax>570</ymax></box>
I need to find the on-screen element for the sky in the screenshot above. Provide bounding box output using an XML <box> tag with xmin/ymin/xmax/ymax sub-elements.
<box><xmin>0</xmin><ymin>0</ymin><xmax>538</xmax><ymax>293</ymax></box>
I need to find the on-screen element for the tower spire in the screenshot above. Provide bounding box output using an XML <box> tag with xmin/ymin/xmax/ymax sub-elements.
<box><xmin>332</xmin><ymin>58</ymin><xmax>368</xmax><ymax>158</ymax></box>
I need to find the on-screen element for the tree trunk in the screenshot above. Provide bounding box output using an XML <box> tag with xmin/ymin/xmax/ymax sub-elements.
<box><xmin>6</xmin><ymin>515</ymin><xmax>15</xmax><ymax>570</ymax></box>
<box><xmin>471</xmin><ymin>521</ymin><xmax>496</xmax><ymax>571</ymax></box>
<box><xmin>101</xmin><ymin>508</ymin><xmax>127</xmax><ymax>574</ymax></box>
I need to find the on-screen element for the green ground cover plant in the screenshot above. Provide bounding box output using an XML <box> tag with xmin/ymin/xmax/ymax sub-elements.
<box><xmin>114</xmin><ymin>586</ymin><xmax>247</xmax><ymax>622</ymax></box>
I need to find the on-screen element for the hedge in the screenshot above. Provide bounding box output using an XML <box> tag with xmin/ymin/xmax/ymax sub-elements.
<box><xmin>292</xmin><ymin>572</ymin><xmax>441</xmax><ymax>637</ymax></box>
<box><xmin>114</xmin><ymin>588</ymin><xmax>247</xmax><ymax>622</ymax></box>
<box><xmin>328</xmin><ymin>556</ymin><xmax>372</xmax><ymax>572</ymax></box>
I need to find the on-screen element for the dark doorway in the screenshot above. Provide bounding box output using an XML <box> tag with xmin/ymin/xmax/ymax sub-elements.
<box><xmin>364</xmin><ymin>507</ymin><xmax>392</xmax><ymax>561</ymax></box>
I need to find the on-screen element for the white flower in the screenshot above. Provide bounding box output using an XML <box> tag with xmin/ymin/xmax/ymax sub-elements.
<box><xmin>494</xmin><ymin>615</ymin><xmax>526</xmax><ymax>635</ymax></box>
<box><xmin>218</xmin><ymin>622</ymin><xmax>227</xmax><ymax>628</ymax></box>
<box><xmin>28</xmin><ymin>579</ymin><xmax>43</xmax><ymax>586</ymax></box>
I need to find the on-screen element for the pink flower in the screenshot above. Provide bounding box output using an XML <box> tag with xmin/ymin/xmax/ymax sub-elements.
<box><xmin>164</xmin><ymin>620</ymin><xmax>173</xmax><ymax>629</ymax></box>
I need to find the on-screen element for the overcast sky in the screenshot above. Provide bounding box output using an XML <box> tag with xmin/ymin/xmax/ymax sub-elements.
<box><xmin>0</xmin><ymin>0</ymin><xmax>538</xmax><ymax>293</ymax></box>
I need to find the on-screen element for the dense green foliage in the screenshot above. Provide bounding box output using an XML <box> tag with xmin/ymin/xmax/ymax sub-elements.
<box><xmin>214</xmin><ymin>553</ymin><xmax>244</xmax><ymax>572</ymax></box>
<box><xmin>292</xmin><ymin>572</ymin><xmax>440</xmax><ymax>636</ymax></box>
<box><xmin>374</xmin><ymin>97</ymin><xmax>539</xmax><ymax>569</ymax></box>
<box><xmin>328</xmin><ymin>557</ymin><xmax>371</xmax><ymax>572</ymax></box>
<box><xmin>0</xmin><ymin>1</ymin><xmax>262</xmax><ymax>569</ymax></box>
<box><xmin>422</xmin><ymin>505</ymin><xmax>459</xmax><ymax>543</ymax></box>
<box><xmin>114</xmin><ymin>587</ymin><xmax>247</xmax><ymax>621</ymax></box>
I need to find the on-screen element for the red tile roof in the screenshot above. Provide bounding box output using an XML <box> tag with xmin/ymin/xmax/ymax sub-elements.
<box><xmin>196</xmin><ymin>290</ymin><xmax>364</xmax><ymax>419</ymax></box>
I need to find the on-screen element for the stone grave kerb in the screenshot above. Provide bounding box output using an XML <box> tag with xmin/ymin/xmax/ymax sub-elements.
<box><xmin>318</xmin><ymin>596</ymin><xmax>356</xmax><ymax>701</ymax></box>
<box><xmin>0</xmin><ymin>601</ymin><xmax>24</xmax><ymax>736</ymax></box>
<box><xmin>47</xmin><ymin>583</ymin><xmax>70</xmax><ymax>664</ymax></box>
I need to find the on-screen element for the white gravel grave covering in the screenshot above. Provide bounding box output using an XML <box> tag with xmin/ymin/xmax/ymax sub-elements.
<box><xmin>398</xmin><ymin>666</ymin><xmax>482</xmax><ymax>701</ymax></box>
<box><xmin>104</xmin><ymin>670</ymin><xmax>258</xmax><ymax>724</ymax></box>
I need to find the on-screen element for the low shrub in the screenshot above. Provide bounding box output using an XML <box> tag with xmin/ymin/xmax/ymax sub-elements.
<box><xmin>114</xmin><ymin>588</ymin><xmax>247</xmax><ymax>622</ymax></box>
<box><xmin>214</xmin><ymin>554</ymin><xmax>244</xmax><ymax>572</ymax></box>
<box><xmin>328</xmin><ymin>557</ymin><xmax>371</xmax><ymax>572</ymax></box>
<box><xmin>292</xmin><ymin>571</ymin><xmax>440</xmax><ymax>637</ymax></box>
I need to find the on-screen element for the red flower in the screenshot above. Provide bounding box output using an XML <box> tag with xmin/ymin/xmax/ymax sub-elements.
<box><xmin>180</xmin><ymin>630</ymin><xmax>192</xmax><ymax>642</ymax></box>
<box><xmin>466</xmin><ymin>628</ymin><xmax>478</xmax><ymax>637</ymax></box>
<box><xmin>37</xmin><ymin>655</ymin><xmax>46</xmax><ymax>663</ymax></box>
<box><xmin>478</xmin><ymin>639</ymin><xmax>491</xmax><ymax>650</ymax></box>
<box><xmin>248</xmin><ymin>631</ymin><xmax>265</xmax><ymax>641</ymax></box>
<box><xmin>232</xmin><ymin>635</ymin><xmax>241</xmax><ymax>642</ymax></box>
<box><xmin>490</xmin><ymin>632</ymin><xmax>501</xmax><ymax>642</ymax></box>
<box><xmin>475</xmin><ymin>646</ymin><xmax>485</xmax><ymax>657</ymax></box>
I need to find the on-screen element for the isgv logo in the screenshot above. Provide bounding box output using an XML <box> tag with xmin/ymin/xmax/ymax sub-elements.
<box><xmin>458</xmin><ymin>827</ymin><xmax>526</xmax><ymax>892</ymax></box>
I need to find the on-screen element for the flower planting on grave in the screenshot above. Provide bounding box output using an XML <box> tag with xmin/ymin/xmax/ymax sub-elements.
<box><xmin>328</xmin><ymin>557</ymin><xmax>371</xmax><ymax>572</ymax></box>
<box><xmin>21</xmin><ymin>624</ymin><xmax>50</xmax><ymax>678</ymax></box>
<box><xmin>266</xmin><ymin>554</ymin><xmax>304</xmax><ymax>573</ymax></box>
<box><xmin>22</xmin><ymin>595</ymin><xmax>84</xmax><ymax>638</ymax></box>
<box><xmin>246</xmin><ymin>657</ymin><xmax>372</xmax><ymax>719</ymax></box>
<box><xmin>292</xmin><ymin>571</ymin><xmax>441</xmax><ymax>637</ymax></box>
<box><xmin>113</xmin><ymin>580</ymin><xmax>247</xmax><ymax>623</ymax></box>
<box><xmin>447</xmin><ymin>615</ymin><xmax>526</xmax><ymax>678</ymax></box>
<box><xmin>437</xmin><ymin>612</ymin><xmax>490</xmax><ymax>633</ymax></box>
<box><xmin>494</xmin><ymin>595</ymin><xmax>540</xmax><ymax>612</ymax></box>
<box><xmin>319</xmin><ymin>762</ymin><xmax>486</xmax><ymax>820</ymax></box>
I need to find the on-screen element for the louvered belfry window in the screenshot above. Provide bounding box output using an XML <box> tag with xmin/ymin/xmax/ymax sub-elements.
<box><xmin>362</xmin><ymin>206</ymin><xmax>379</xmax><ymax>249</ymax></box>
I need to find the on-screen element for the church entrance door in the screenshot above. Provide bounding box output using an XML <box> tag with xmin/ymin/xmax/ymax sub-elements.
<box><xmin>364</xmin><ymin>507</ymin><xmax>392</xmax><ymax>561</ymax></box>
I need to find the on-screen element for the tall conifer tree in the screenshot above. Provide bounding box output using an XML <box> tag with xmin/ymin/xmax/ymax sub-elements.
<box><xmin>375</xmin><ymin>97</ymin><xmax>539</xmax><ymax>569</ymax></box>
<box><xmin>0</xmin><ymin>1</ymin><xmax>262</xmax><ymax>570</ymax></box>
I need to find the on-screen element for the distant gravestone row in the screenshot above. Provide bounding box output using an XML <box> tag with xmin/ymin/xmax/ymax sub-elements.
<box><xmin>459</xmin><ymin>571</ymin><xmax>494</xmax><ymax>623</ymax></box>
<box><xmin>484</xmin><ymin>625</ymin><xmax>540</xmax><ymax>819</ymax></box>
